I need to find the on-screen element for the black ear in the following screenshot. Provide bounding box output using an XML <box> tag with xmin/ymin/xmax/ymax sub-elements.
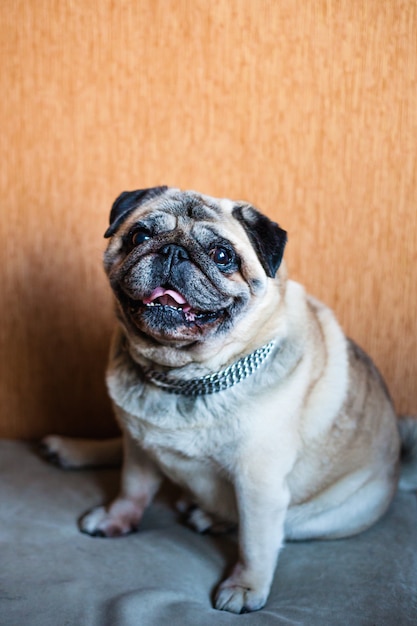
<box><xmin>104</xmin><ymin>186</ymin><xmax>169</xmax><ymax>238</ymax></box>
<box><xmin>232</xmin><ymin>205</ymin><xmax>287</xmax><ymax>277</ymax></box>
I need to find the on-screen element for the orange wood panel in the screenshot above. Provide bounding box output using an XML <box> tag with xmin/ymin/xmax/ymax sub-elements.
<box><xmin>0</xmin><ymin>0</ymin><xmax>416</xmax><ymax>438</ymax></box>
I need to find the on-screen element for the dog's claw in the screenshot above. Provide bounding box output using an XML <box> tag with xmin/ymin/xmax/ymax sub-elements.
<box><xmin>215</xmin><ymin>585</ymin><xmax>266</xmax><ymax>614</ymax></box>
<box><xmin>79</xmin><ymin>503</ymin><xmax>141</xmax><ymax>538</ymax></box>
<box><xmin>38</xmin><ymin>436</ymin><xmax>77</xmax><ymax>469</ymax></box>
<box><xmin>214</xmin><ymin>579</ymin><xmax>267</xmax><ymax>614</ymax></box>
<box><xmin>84</xmin><ymin>528</ymin><xmax>107</xmax><ymax>538</ymax></box>
<box><xmin>39</xmin><ymin>444</ymin><xmax>62</xmax><ymax>467</ymax></box>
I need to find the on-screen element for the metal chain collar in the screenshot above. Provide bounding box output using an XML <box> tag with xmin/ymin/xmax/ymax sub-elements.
<box><xmin>142</xmin><ymin>340</ymin><xmax>276</xmax><ymax>396</ymax></box>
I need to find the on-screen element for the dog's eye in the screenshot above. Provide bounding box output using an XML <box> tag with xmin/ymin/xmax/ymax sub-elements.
<box><xmin>131</xmin><ymin>229</ymin><xmax>151</xmax><ymax>246</ymax></box>
<box><xmin>209</xmin><ymin>246</ymin><xmax>234</xmax><ymax>267</ymax></box>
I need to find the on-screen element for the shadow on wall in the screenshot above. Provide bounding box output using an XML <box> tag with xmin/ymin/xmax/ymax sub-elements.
<box><xmin>6</xmin><ymin>246</ymin><xmax>118</xmax><ymax>440</ymax></box>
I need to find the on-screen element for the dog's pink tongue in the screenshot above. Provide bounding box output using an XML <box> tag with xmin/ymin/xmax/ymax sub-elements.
<box><xmin>143</xmin><ymin>287</ymin><xmax>191</xmax><ymax>311</ymax></box>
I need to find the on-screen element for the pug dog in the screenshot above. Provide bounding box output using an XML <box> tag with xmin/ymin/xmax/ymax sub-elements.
<box><xmin>42</xmin><ymin>186</ymin><xmax>417</xmax><ymax>614</ymax></box>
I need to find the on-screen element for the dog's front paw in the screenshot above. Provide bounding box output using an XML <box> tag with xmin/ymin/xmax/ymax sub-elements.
<box><xmin>214</xmin><ymin>562</ymin><xmax>270</xmax><ymax>614</ymax></box>
<box><xmin>214</xmin><ymin>582</ymin><xmax>267</xmax><ymax>614</ymax></box>
<box><xmin>80</xmin><ymin>499</ymin><xmax>142</xmax><ymax>538</ymax></box>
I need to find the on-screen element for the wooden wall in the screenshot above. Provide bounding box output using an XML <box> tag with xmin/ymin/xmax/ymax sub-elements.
<box><xmin>1</xmin><ymin>0</ymin><xmax>416</xmax><ymax>439</ymax></box>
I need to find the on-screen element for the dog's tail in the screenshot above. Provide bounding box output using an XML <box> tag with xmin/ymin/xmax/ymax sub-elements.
<box><xmin>398</xmin><ymin>415</ymin><xmax>417</xmax><ymax>491</ymax></box>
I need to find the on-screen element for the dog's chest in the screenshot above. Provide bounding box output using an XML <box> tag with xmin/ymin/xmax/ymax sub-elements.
<box><xmin>120</xmin><ymin>387</ymin><xmax>239</xmax><ymax>462</ymax></box>
<box><xmin>121</xmin><ymin>395</ymin><xmax>238</xmax><ymax>516</ymax></box>
<box><xmin>128</xmin><ymin>414</ymin><xmax>216</xmax><ymax>459</ymax></box>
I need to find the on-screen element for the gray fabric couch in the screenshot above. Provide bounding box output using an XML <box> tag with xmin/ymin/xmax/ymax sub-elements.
<box><xmin>1</xmin><ymin>440</ymin><xmax>416</xmax><ymax>625</ymax></box>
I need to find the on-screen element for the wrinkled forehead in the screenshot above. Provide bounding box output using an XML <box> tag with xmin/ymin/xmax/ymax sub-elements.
<box><xmin>125</xmin><ymin>189</ymin><xmax>238</xmax><ymax>232</ymax></box>
<box><xmin>163</xmin><ymin>190</ymin><xmax>235</xmax><ymax>218</ymax></box>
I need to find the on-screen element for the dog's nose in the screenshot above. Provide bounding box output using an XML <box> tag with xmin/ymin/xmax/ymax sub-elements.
<box><xmin>159</xmin><ymin>244</ymin><xmax>190</xmax><ymax>266</ymax></box>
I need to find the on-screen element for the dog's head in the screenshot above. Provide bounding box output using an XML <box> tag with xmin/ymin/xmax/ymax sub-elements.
<box><xmin>103</xmin><ymin>187</ymin><xmax>287</xmax><ymax>360</ymax></box>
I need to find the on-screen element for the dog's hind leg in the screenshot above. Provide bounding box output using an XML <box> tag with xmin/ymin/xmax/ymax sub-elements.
<box><xmin>285</xmin><ymin>470</ymin><xmax>396</xmax><ymax>541</ymax></box>
<box><xmin>40</xmin><ymin>435</ymin><xmax>122</xmax><ymax>469</ymax></box>
<box><xmin>398</xmin><ymin>415</ymin><xmax>417</xmax><ymax>491</ymax></box>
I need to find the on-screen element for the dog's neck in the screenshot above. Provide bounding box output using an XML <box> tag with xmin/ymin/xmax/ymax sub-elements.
<box><xmin>140</xmin><ymin>340</ymin><xmax>277</xmax><ymax>396</ymax></box>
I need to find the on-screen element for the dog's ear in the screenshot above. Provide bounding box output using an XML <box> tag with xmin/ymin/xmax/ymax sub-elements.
<box><xmin>232</xmin><ymin>205</ymin><xmax>287</xmax><ymax>277</ymax></box>
<box><xmin>104</xmin><ymin>186</ymin><xmax>169</xmax><ymax>238</ymax></box>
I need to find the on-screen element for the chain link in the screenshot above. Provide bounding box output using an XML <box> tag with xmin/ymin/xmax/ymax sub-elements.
<box><xmin>143</xmin><ymin>341</ymin><xmax>276</xmax><ymax>396</ymax></box>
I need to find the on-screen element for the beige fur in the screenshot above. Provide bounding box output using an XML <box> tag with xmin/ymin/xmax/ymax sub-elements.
<box><xmin>42</xmin><ymin>188</ymin><xmax>417</xmax><ymax>615</ymax></box>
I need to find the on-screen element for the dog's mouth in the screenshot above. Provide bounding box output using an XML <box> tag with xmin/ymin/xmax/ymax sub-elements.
<box><xmin>142</xmin><ymin>287</ymin><xmax>205</xmax><ymax>323</ymax></box>
<box><xmin>123</xmin><ymin>286</ymin><xmax>225</xmax><ymax>340</ymax></box>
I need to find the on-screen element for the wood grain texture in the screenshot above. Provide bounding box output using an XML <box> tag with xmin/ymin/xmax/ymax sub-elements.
<box><xmin>1</xmin><ymin>0</ymin><xmax>416</xmax><ymax>438</ymax></box>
